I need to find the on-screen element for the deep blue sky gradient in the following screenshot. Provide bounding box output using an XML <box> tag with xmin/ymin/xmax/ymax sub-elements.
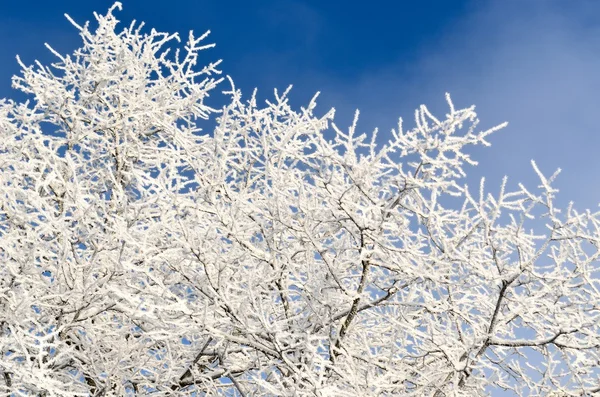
<box><xmin>1</xmin><ymin>2</ymin><xmax>599</xmax><ymax>395</ymax></box>
<box><xmin>1</xmin><ymin>0</ymin><xmax>599</xmax><ymax>210</ymax></box>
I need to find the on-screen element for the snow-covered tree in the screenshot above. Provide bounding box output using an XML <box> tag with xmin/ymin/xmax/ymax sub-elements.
<box><xmin>1</xmin><ymin>3</ymin><xmax>599</xmax><ymax>396</ymax></box>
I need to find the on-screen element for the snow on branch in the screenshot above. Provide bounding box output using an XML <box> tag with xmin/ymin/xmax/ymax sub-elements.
<box><xmin>0</xmin><ymin>3</ymin><xmax>598</xmax><ymax>396</ymax></box>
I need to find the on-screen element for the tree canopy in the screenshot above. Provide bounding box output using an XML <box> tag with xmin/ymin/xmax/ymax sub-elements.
<box><xmin>1</xmin><ymin>3</ymin><xmax>599</xmax><ymax>396</ymax></box>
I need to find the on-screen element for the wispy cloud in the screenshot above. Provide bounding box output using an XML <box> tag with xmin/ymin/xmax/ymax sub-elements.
<box><xmin>313</xmin><ymin>0</ymin><xmax>600</xmax><ymax>208</ymax></box>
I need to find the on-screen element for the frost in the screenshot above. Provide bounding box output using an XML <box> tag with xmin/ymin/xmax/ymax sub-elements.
<box><xmin>0</xmin><ymin>3</ymin><xmax>599</xmax><ymax>397</ymax></box>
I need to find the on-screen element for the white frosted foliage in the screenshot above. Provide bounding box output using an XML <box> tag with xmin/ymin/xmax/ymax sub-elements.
<box><xmin>0</xmin><ymin>4</ymin><xmax>599</xmax><ymax>396</ymax></box>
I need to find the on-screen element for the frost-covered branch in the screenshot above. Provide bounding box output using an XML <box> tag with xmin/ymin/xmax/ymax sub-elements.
<box><xmin>0</xmin><ymin>4</ymin><xmax>599</xmax><ymax>397</ymax></box>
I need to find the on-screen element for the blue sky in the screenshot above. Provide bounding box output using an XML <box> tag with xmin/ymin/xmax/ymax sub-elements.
<box><xmin>1</xmin><ymin>0</ymin><xmax>599</xmax><ymax>210</ymax></box>
<box><xmin>1</xmin><ymin>2</ymin><xmax>598</xmax><ymax>394</ymax></box>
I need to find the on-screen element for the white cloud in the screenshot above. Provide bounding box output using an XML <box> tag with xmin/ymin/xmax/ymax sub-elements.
<box><xmin>317</xmin><ymin>0</ymin><xmax>600</xmax><ymax>209</ymax></box>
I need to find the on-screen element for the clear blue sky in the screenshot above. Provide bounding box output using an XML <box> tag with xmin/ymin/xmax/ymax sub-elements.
<box><xmin>1</xmin><ymin>2</ymin><xmax>598</xmax><ymax>395</ymax></box>
<box><xmin>1</xmin><ymin>0</ymin><xmax>599</xmax><ymax>210</ymax></box>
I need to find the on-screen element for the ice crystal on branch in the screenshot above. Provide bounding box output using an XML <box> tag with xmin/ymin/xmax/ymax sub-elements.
<box><xmin>0</xmin><ymin>3</ymin><xmax>599</xmax><ymax>397</ymax></box>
